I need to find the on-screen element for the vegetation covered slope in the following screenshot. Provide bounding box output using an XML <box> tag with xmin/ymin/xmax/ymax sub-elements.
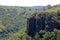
<box><xmin>0</xmin><ymin>5</ymin><xmax>38</xmax><ymax>40</ymax></box>
<box><xmin>0</xmin><ymin>5</ymin><xmax>60</xmax><ymax>40</ymax></box>
<box><xmin>10</xmin><ymin>5</ymin><xmax>60</xmax><ymax>40</ymax></box>
<box><xmin>0</xmin><ymin>5</ymin><xmax>37</xmax><ymax>31</ymax></box>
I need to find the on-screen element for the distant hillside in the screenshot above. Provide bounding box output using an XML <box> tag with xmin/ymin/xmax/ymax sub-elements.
<box><xmin>31</xmin><ymin>6</ymin><xmax>44</xmax><ymax>10</ymax></box>
<box><xmin>20</xmin><ymin>6</ymin><xmax>45</xmax><ymax>10</ymax></box>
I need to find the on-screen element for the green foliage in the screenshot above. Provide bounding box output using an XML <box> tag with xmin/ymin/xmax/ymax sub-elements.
<box><xmin>0</xmin><ymin>5</ymin><xmax>60</xmax><ymax>40</ymax></box>
<box><xmin>0</xmin><ymin>6</ymin><xmax>37</xmax><ymax>40</ymax></box>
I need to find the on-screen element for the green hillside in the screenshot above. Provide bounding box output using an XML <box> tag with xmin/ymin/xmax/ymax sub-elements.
<box><xmin>0</xmin><ymin>5</ymin><xmax>37</xmax><ymax>31</ymax></box>
<box><xmin>8</xmin><ymin>5</ymin><xmax>60</xmax><ymax>40</ymax></box>
<box><xmin>0</xmin><ymin>5</ymin><xmax>60</xmax><ymax>40</ymax></box>
<box><xmin>0</xmin><ymin>5</ymin><xmax>38</xmax><ymax>40</ymax></box>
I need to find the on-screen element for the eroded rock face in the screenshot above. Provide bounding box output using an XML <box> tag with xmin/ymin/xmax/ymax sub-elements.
<box><xmin>26</xmin><ymin>12</ymin><xmax>60</xmax><ymax>37</ymax></box>
<box><xmin>27</xmin><ymin>17</ymin><xmax>36</xmax><ymax>37</ymax></box>
<box><xmin>37</xmin><ymin>14</ymin><xmax>46</xmax><ymax>32</ymax></box>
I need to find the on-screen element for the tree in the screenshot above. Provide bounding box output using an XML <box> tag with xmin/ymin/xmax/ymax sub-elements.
<box><xmin>47</xmin><ymin>4</ymin><xmax>51</xmax><ymax>9</ymax></box>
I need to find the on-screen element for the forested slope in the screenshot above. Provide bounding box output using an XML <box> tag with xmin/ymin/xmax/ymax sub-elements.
<box><xmin>0</xmin><ymin>5</ymin><xmax>37</xmax><ymax>40</ymax></box>
<box><xmin>0</xmin><ymin>5</ymin><xmax>60</xmax><ymax>40</ymax></box>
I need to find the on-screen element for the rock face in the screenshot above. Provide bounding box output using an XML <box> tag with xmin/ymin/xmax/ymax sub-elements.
<box><xmin>36</xmin><ymin>14</ymin><xmax>46</xmax><ymax>32</ymax></box>
<box><xmin>26</xmin><ymin>12</ymin><xmax>60</xmax><ymax>37</ymax></box>
<box><xmin>27</xmin><ymin>17</ymin><xmax>36</xmax><ymax>37</ymax></box>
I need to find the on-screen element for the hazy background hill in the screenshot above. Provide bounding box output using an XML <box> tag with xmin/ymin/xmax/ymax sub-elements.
<box><xmin>21</xmin><ymin>6</ymin><xmax>45</xmax><ymax>10</ymax></box>
<box><xmin>31</xmin><ymin>6</ymin><xmax>45</xmax><ymax>10</ymax></box>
